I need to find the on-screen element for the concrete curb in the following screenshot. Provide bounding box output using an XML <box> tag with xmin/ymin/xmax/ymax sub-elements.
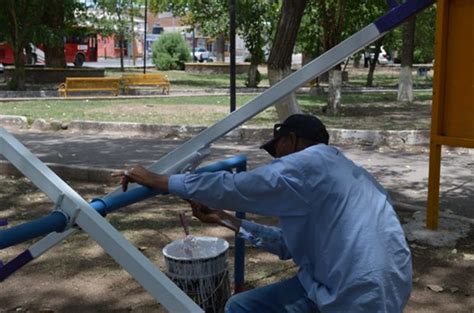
<box><xmin>0</xmin><ymin>160</ymin><xmax>116</xmax><ymax>184</ymax></box>
<box><xmin>0</xmin><ymin>115</ymin><xmax>28</xmax><ymax>129</ymax></box>
<box><xmin>67</xmin><ymin>120</ymin><xmax>430</xmax><ymax>146</ymax></box>
<box><xmin>0</xmin><ymin>115</ymin><xmax>430</xmax><ymax>146</ymax></box>
<box><xmin>328</xmin><ymin>129</ymin><xmax>430</xmax><ymax>146</ymax></box>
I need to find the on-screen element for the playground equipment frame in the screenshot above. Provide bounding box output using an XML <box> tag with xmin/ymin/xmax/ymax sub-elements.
<box><xmin>1</xmin><ymin>0</ymin><xmax>435</xmax><ymax>311</ymax></box>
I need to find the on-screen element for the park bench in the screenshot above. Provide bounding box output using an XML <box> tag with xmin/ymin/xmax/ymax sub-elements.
<box><xmin>58</xmin><ymin>77</ymin><xmax>121</xmax><ymax>97</ymax></box>
<box><xmin>121</xmin><ymin>73</ymin><xmax>170</xmax><ymax>95</ymax></box>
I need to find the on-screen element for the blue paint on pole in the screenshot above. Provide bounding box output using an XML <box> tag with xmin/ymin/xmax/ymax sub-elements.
<box><xmin>0</xmin><ymin>212</ymin><xmax>68</xmax><ymax>250</ymax></box>
<box><xmin>234</xmin><ymin>159</ymin><xmax>247</xmax><ymax>293</ymax></box>
<box><xmin>0</xmin><ymin>155</ymin><xmax>248</xmax><ymax>286</ymax></box>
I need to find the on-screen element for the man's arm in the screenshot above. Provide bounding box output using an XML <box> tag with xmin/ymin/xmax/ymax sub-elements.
<box><xmin>238</xmin><ymin>220</ymin><xmax>292</xmax><ymax>260</ymax></box>
<box><xmin>190</xmin><ymin>202</ymin><xmax>292</xmax><ymax>260</ymax></box>
<box><xmin>112</xmin><ymin>165</ymin><xmax>169</xmax><ymax>192</ymax></box>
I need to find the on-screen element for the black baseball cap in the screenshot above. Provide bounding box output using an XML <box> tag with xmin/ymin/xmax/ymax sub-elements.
<box><xmin>260</xmin><ymin>114</ymin><xmax>329</xmax><ymax>157</ymax></box>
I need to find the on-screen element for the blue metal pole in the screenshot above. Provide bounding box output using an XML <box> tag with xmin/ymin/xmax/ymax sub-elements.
<box><xmin>194</xmin><ymin>155</ymin><xmax>246</xmax><ymax>173</ymax></box>
<box><xmin>0</xmin><ymin>212</ymin><xmax>68</xmax><ymax>250</ymax></box>
<box><xmin>0</xmin><ymin>155</ymin><xmax>247</xmax><ymax>267</ymax></box>
<box><xmin>234</xmin><ymin>160</ymin><xmax>247</xmax><ymax>293</ymax></box>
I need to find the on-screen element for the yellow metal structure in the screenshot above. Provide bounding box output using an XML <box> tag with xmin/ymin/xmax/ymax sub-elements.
<box><xmin>427</xmin><ymin>0</ymin><xmax>474</xmax><ymax>229</ymax></box>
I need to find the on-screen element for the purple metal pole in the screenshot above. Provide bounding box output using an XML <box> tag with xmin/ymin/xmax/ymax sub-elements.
<box><xmin>386</xmin><ymin>0</ymin><xmax>399</xmax><ymax>9</ymax></box>
<box><xmin>374</xmin><ymin>0</ymin><xmax>434</xmax><ymax>33</ymax></box>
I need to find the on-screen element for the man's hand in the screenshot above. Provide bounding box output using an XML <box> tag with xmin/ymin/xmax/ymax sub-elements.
<box><xmin>112</xmin><ymin>165</ymin><xmax>169</xmax><ymax>192</ymax></box>
<box><xmin>188</xmin><ymin>200</ymin><xmax>222</xmax><ymax>225</ymax></box>
<box><xmin>187</xmin><ymin>200</ymin><xmax>241</xmax><ymax>232</ymax></box>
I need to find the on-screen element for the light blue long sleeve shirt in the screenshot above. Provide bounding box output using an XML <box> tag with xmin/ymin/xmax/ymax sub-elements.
<box><xmin>168</xmin><ymin>144</ymin><xmax>412</xmax><ymax>313</ymax></box>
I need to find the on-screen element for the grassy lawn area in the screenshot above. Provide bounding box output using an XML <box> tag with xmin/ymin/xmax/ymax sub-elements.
<box><xmin>0</xmin><ymin>91</ymin><xmax>433</xmax><ymax>130</ymax></box>
<box><xmin>105</xmin><ymin>65</ymin><xmax>433</xmax><ymax>90</ymax></box>
<box><xmin>107</xmin><ymin>68</ymin><xmax>254</xmax><ymax>89</ymax></box>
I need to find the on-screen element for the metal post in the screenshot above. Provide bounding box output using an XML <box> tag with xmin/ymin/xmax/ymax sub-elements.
<box><xmin>229</xmin><ymin>0</ymin><xmax>236</xmax><ymax>112</ymax></box>
<box><xmin>0</xmin><ymin>128</ymin><xmax>202</xmax><ymax>312</ymax></box>
<box><xmin>143</xmin><ymin>0</ymin><xmax>148</xmax><ymax>74</ymax></box>
<box><xmin>192</xmin><ymin>27</ymin><xmax>196</xmax><ymax>61</ymax></box>
<box><xmin>234</xmin><ymin>161</ymin><xmax>246</xmax><ymax>293</ymax></box>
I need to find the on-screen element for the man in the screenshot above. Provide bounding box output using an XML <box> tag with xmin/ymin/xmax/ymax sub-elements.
<box><xmin>114</xmin><ymin>114</ymin><xmax>412</xmax><ymax>313</ymax></box>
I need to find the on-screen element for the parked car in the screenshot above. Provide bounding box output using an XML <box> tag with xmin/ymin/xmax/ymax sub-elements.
<box><xmin>366</xmin><ymin>45</ymin><xmax>392</xmax><ymax>65</ymax></box>
<box><xmin>191</xmin><ymin>47</ymin><xmax>210</xmax><ymax>62</ymax></box>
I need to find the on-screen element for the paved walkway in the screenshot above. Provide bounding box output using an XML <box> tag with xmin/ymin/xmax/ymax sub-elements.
<box><xmin>1</xmin><ymin>127</ymin><xmax>472</xmax><ymax>220</ymax></box>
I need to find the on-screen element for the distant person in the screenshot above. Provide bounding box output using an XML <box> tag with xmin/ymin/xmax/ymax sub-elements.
<box><xmin>114</xmin><ymin>114</ymin><xmax>412</xmax><ymax>313</ymax></box>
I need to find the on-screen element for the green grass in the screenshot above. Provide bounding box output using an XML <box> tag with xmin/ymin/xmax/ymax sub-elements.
<box><xmin>0</xmin><ymin>91</ymin><xmax>433</xmax><ymax>130</ymax></box>
<box><xmin>104</xmin><ymin>66</ymin><xmax>433</xmax><ymax>90</ymax></box>
<box><xmin>348</xmin><ymin>72</ymin><xmax>433</xmax><ymax>88</ymax></box>
<box><xmin>107</xmin><ymin>69</ymin><xmax>264</xmax><ymax>89</ymax></box>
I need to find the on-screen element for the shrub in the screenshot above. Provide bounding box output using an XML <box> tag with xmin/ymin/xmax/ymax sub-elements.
<box><xmin>151</xmin><ymin>32</ymin><xmax>191</xmax><ymax>70</ymax></box>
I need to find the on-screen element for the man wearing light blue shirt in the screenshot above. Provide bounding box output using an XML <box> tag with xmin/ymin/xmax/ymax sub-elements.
<box><xmin>115</xmin><ymin>114</ymin><xmax>412</xmax><ymax>313</ymax></box>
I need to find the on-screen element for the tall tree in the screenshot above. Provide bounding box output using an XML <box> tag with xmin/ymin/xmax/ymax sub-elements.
<box><xmin>94</xmin><ymin>0</ymin><xmax>132</xmax><ymax>72</ymax></box>
<box><xmin>163</xmin><ymin>1</ymin><xmax>229</xmax><ymax>62</ymax></box>
<box><xmin>413</xmin><ymin>5</ymin><xmax>436</xmax><ymax>63</ymax></box>
<box><xmin>267</xmin><ymin>0</ymin><xmax>308</xmax><ymax>121</ymax></box>
<box><xmin>237</xmin><ymin>0</ymin><xmax>279</xmax><ymax>87</ymax></box>
<box><xmin>298</xmin><ymin>0</ymin><xmax>396</xmax><ymax>113</ymax></box>
<box><xmin>397</xmin><ymin>16</ymin><xmax>416</xmax><ymax>103</ymax></box>
<box><xmin>34</xmin><ymin>0</ymin><xmax>87</xmax><ymax>67</ymax></box>
<box><xmin>365</xmin><ymin>38</ymin><xmax>384</xmax><ymax>87</ymax></box>
<box><xmin>317</xmin><ymin>0</ymin><xmax>349</xmax><ymax>115</ymax></box>
<box><xmin>0</xmin><ymin>0</ymin><xmax>44</xmax><ymax>89</ymax></box>
<box><xmin>41</xmin><ymin>0</ymin><xmax>66</xmax><ymax>67</ymax></box>
<box><xmin>152</xmin><ymin>0</ymin><xmax>278</xmax><ymax>86</ymax></box>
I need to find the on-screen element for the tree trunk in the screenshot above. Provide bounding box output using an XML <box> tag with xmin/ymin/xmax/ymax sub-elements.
<box><xmin>267</xmin><ymin>0</ymin><xmax>308</xmax><ymax>121</ymax></box>
<box><xmin>324</xmin><ymin>65</ymin><xmax>342</xmax><ymax>115</ymax></box>
<box><xmin>130</xmin><ymin>0</ymin><xmax>136</xmax><ymax>66</ymax></box>
<box><xmin>43</xmin><ymin>0</ymin><xmax>66</xmax><ymax>67</ymax></box>
<box><xmin>398</xmin><ymin>66</ymin><xmax>413</xmax><ymax>102</ymax></box>
<box><xmin>12</xmin><ymin>48</ymin><xmax>26</xmax><ymax>90</ymax></box>
<box><xmin>398</xmin><ymin>16</ymin><xmax>416</xmax><ymax>103</ymax></box>
<box><xmin>215</xmin><ymin>33</ymin><xmax>225</xmax><ymax>62</ymax></box>
<box><xmin>366</xmin><ymin>39</ymin><xmax>383</xmax><ymax>87</ymax></box>
<box><xmin>268</xmin><ymin>67</ymin><xmax>302</xmax><ymax>120</ymax></box>
<box><xmin>45</xmin><ymin>46</ymin><xmax>66</xmax><ymax>67</ymax></box>
<box><xmin>9</xmin><ymin>5</ymin><xmax>26</xmax><ymax>90</ymax></box>
<box><xmin>246</xmin><ymin>61</ymin><xmax>259</xmax><ymax>88</ymax></box>
<box><xmin>119</xmin><ymin>34</ymin><xmax>125</xmax><ymax>72</ymax></box>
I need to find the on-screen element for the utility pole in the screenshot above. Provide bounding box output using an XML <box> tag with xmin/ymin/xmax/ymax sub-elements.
<box><xmin>229</xmin><ymin>0</ymin><xmax>236</xmax><ymax>112</ymax></box>
<box><xmin>143</xmin><ymin>0</ymin><xmax>148</xmax><ymax>74</ymax></box>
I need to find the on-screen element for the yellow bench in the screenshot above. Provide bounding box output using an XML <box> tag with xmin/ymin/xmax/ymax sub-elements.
<box><xmin>58</xmin><ymin>77</ymin><xmax>121</xmax><ymax>97</ymax></box>
<box><xmin>121</xmin><ymin>73</ymin><xmax>170</xmax><ymax>95</ymax></box>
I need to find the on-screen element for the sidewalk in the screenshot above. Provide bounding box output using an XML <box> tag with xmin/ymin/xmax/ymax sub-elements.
<box><xmin>1</xmin><ymin>127</ymin><xmax>472</xmax><ymax>220</ymax></box>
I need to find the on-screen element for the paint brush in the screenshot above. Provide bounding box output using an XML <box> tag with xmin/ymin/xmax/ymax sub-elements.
<box><xmin>179</xmin><ymin>212</ymin><xmax>190</xmax><ymax>236</ymax></box>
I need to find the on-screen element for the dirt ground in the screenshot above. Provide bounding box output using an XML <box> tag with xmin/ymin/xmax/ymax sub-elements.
<box><xmin>0</xmin><ymin>176</ymin><xmax>473</xmax><ymax>313</ymax></box>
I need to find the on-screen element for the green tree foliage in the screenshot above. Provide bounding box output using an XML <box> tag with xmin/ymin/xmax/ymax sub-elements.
<box><xmin>36</xmin><ymin>0</ymin><xmax>87</xmax><ymax>67</ymax></box>
<box><xmin>0</xmin><ymin>0</ymin><xmax>45</xmax><ymax>89</ymax></box>
<box><xmin>267</xmin><ymin>0</ymin><xmax>308</xmax><ymax>120</ymax></box>
<box><xmin>151</xmin><ymin>0</ymin><xmax>278</xmax><ymax>86</ymax></box>
<box><xmin>413</xmin><ymin>5</ymin><xmax>436</xmax><ymax>63</ymax></box>
<box><xmin>237</xmin><ymin>0</ymin><xmax>279</xmax><ymax>87</ymax></box>
<box><xmin>91</xmin><ymin>0</ymin><xmax>135</xmax><ymax>71</ymax></box>
<box><xmin>151</xmin><ymin>32</ymin><xmax>191</xmax><ymax>70</ymax></box>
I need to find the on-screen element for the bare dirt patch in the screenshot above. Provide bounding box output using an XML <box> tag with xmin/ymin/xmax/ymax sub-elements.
<box><xmin>1</xmin><ymin>176</ymin><xmax>472</xmax><ymax>312</ymax></box>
